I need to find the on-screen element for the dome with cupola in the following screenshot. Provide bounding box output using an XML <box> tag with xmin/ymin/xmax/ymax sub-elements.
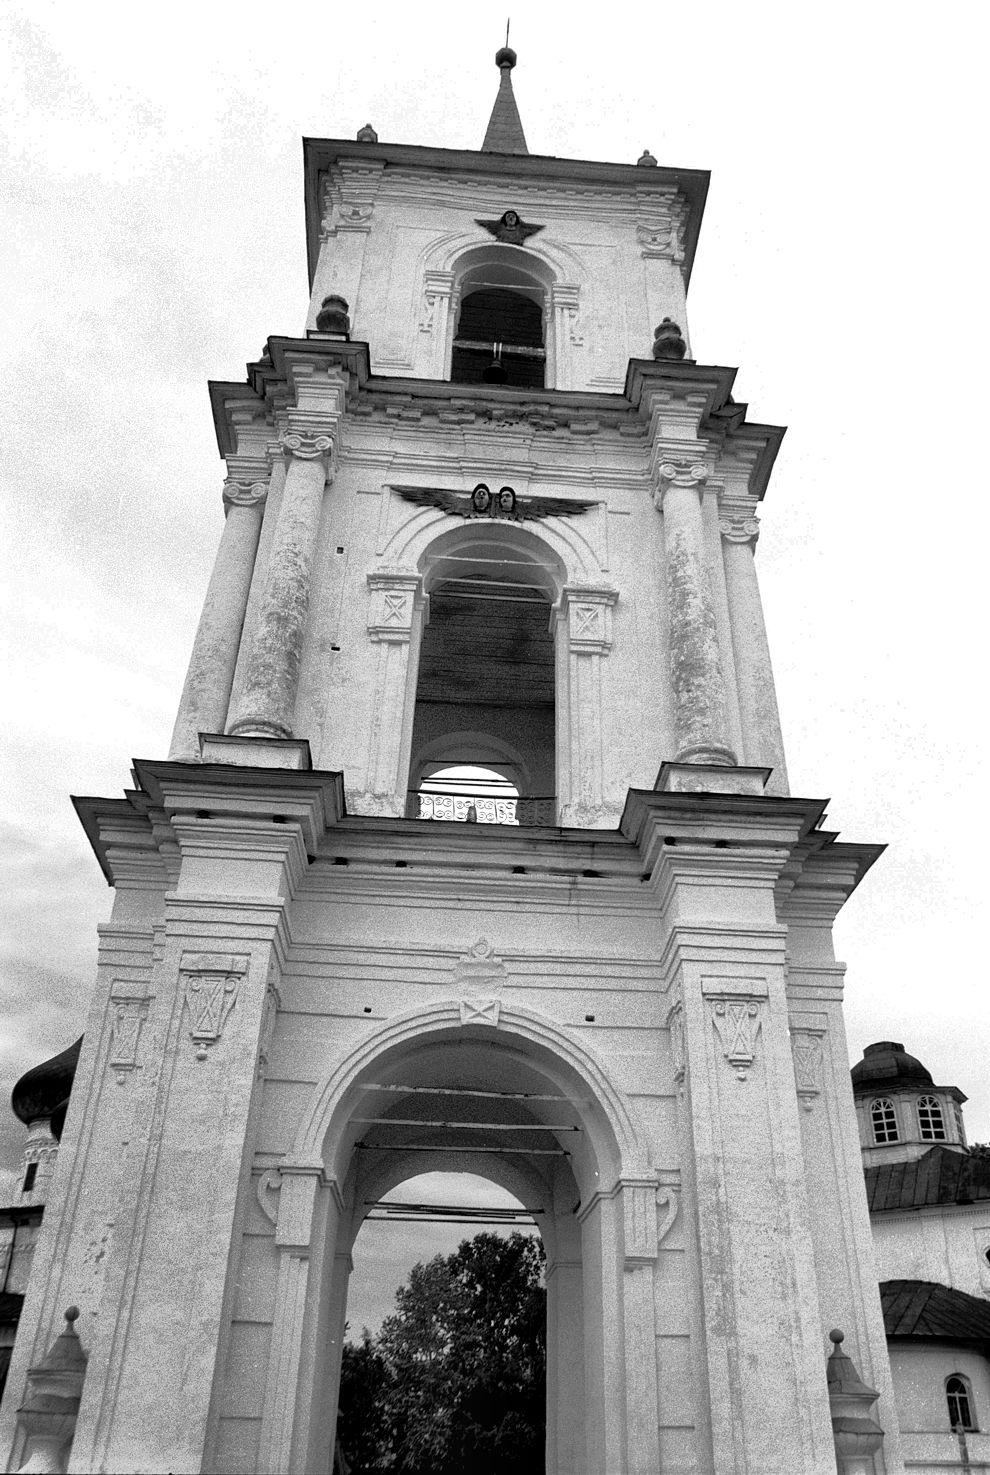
<box><xmin>850</xmin><ymin>1041</ymin><xmax>968</xmax><ymax>1167</ymax></box>
<box><xmin>851</xmin><ymin>1041</ymin><xmax>934</xmax><ymax>1093</ymax></box>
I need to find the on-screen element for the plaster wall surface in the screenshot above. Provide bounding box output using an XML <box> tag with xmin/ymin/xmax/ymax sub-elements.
<box><xmin>887</xmin><ymin>1343</ymin><xmax>990</xmax><ymax>1473</ymax></box>
<box><xmin>872</xmin><ymin>1208</ymin><xmax>990</xmax><ymax>1300</ymax></box>
<box><xmin>309</xmin><ymin>158</ymin><xmax>691</xmax><ymax>388</ymax></box>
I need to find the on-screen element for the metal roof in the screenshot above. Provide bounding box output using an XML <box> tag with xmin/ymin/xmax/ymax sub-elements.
<box><xmin>865</xmin><ymin>1146</ymin><xmax>990</xmax><ymax>1212</ymax></box>
<box><xmin>881</xmin><ymin>1280</ymin><xmax>990</xmax><ymax>1345</ymax></box>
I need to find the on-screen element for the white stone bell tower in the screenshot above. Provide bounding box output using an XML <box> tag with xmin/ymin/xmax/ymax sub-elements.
<box><xmin>1</xmin><ymin>47</ymin><xmax>904</xmax><ymax>1475</ymax></box>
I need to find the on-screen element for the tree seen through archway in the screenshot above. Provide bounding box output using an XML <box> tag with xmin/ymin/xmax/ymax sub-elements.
<box><xmin>337</xmin><ymin>1231</ymin><xmax>546</xmax><ymax>1475</ymax></box>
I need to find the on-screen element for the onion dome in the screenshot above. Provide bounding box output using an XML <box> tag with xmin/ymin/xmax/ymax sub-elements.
<box><xmin>850</xmin><ymin>1040</ymin><xmax>933</xmax><ymax>1094</ymax></box>
<box><xmin>12</xmin><ymin>1037</ymin><xmax>82</xmax><ymax>1140</ymax></box>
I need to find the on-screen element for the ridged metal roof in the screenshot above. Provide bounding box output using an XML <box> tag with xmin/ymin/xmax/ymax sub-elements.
<box><xmin>881</xmin><ymin>1280</ymin><xmax>990</xmax><ymax>1344</ymax></box>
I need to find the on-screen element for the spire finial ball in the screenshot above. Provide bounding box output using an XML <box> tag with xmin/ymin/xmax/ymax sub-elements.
<box><xmin>829</xmin><ymin>1328</ymin><xmax>845</xmax><ymax>1345</ymax></box>
<box><xmin>495</xmin><ymin>46</ymin><xmax>517</xmax><ymax>69</ymax></box>
<box><xmin>64</xmin><ymin>1306</ymin><xmax>80</xmax><ymax>1324</ymax></box>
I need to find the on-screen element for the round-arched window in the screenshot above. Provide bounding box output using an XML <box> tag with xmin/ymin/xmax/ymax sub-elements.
<box><xmin>946</xmin><ymin>1374</ymin><xmax>976</xmax><ymax>1431</ymax></box>
<box><xmin>917</xmin><ymin>1095</ymin><xmax>947</xmax><ymax>1141</ymax></box>
<box><xmin>870</xmin><ymin>1098</ymin><xmax>899</xmax><ymax>1144</ymax></box>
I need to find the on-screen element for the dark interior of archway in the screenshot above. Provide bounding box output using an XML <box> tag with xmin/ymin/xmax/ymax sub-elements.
<box><xmin>451</xmin><ymin>288</ymin><xmax>545</xmax><ymax>389</ymax></box>
<box><xmin>410</xmin><ymin>576</ymin><xmax>555</xmax><ymax>804</ymax></box>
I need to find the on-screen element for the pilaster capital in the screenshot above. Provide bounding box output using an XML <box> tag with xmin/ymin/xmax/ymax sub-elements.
<box><xmin>367</xmin><ymin>568</ymin><xmax>426</xmax><ymax>643</ymax></box>
<box><xmin>554</xmin><ymin>584</ymin><xmax>618</xmax><ymax>654</ymax></box>
<box><xmin>423</xmin><ymin>269</ymin><xmax>456</xmax><ymax>299</ymax></box>
<box><xmin>719</xmin><ymin>513</ymin><xmax>760</xmax><ymax>546</ymax></box>
<box><xmin>636</xmin><ymin>219</ymin><xmax>684</xmax><ymax>262</ymax></box>
<box><xmin>320</xmin><ymin>158</ymin><xmax>385</xmax><ymax>239</ymax></box>
<box><xmin>549</xmin><ymin>282</ymin><xmax>580</xmax><ymax>311</ymax></box>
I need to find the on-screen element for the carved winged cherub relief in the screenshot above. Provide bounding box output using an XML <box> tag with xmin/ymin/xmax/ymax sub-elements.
<box><xmin>395</xmin><ymin>483</ymin><xmax>595</xmax><ymax>522</ymax></box>
<box><xmin>475</xmin><ymin>209</ymin><xmax>545</xmax><ymax>245</ymax></box>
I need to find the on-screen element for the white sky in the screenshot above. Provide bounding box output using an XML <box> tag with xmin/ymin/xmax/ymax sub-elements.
<box><xmin>1</xmin><ymin>1</ymin><xmax>987</xmax><ymax>1321</ymax></box>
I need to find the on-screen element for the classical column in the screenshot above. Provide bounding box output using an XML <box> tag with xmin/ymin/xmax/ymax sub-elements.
<box><xmin>720</xmin><ymin>511</ymin><xmax>790</xmax><ymax>794</ymax></box>
<box><xmin>654</xmin><ymin>462</ymin><xmax>737</xmax><ymax>765</ymax></box>
<box><xmin>227</xmin><ymin>429</ymin><xmax>334</xmax><ymax>739</ymax></box>
<box><xmin>168</xmin><ymin>477</ymin><xmax>267</xmax><ymax>761</ymax></box>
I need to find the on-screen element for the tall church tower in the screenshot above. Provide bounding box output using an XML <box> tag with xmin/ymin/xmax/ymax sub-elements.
<box><xmin>1</xmin><ymin>51</ymin><xmax>904</xmax><ymax>1475</ymax></box>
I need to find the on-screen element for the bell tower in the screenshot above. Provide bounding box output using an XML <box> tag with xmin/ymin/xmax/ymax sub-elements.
<box><xmin>1</xmin><ymin>49</ymin><xmax>904</xmax><ymax>1475</ymax></box>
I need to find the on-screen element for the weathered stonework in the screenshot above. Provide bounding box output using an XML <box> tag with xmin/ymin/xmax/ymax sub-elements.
<box><xmin>0</xmin><ymin>92</ymin><xmax>907</xmax><ymax>1475</ymax></box>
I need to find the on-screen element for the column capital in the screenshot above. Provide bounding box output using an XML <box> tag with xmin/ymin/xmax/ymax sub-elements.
<box><xmin>279</xmin><ymin>427</ymin><xmax>335</xmax><ymax>469</ymax></box>
<box><xmin>222</xmin><ymin>478</ymin><xmax>268</xmax><ymax>510</ymax></box>
<box><xmin>651</xmin><ymin>458</ymin><xmax>708</xmax><ymax>509</ymax></box>
<box><xmin>719</xmin><ymin>512</ymin><xmax>760</xmax><ymax>546</ymax></box>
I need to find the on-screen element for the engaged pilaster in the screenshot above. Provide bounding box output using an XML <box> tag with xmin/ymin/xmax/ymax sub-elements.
<box><xmin>169</xmin><ymin>473</ymin><xmax>268</xmax><ymax>761</ymax></box>
<box><xmin>227</xmin><ymin>424</ymin><xmax>336</xmax><ymax>740</ymax></box>
<box><xmin>653</xmin><ymin>460</ymin><xmax>737</xmax><ymax>766</ymax></box>
<box><xmin>720</xmin><ymin>507</ymin><xmax>790</xmax><ymax>794</ymax></box>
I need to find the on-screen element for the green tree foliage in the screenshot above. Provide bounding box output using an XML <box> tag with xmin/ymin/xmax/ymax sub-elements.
<box><xmin>336</xmin><ymin>1231</ymin><xmax>546</xmax><ymax>1475</ymax></box>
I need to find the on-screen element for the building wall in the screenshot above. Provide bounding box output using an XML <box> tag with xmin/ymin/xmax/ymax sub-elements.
<box><xmin>887</xmin><ymin>1342</ymin><xmax>990</xmax><ymax>1473</ymax></box>
<box><xmin>308</xmin><ymin>158</ymin><xmax>691</xmax><ymax>390</ymax></box>
<box><xmin>873</xmin><ymin>1207</ymin><xmax>990</xmax><ymax>1301</ymax></box>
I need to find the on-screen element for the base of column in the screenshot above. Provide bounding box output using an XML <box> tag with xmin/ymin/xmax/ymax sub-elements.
<box><xmin>655</xmin><ymin>760</ymin><xmax>771</xmax><ymax>796</ymax></box>
<box><xmin>200</xmin><ymin>733</ymin><xmax>312</xmax><ymax>770</ymax></box>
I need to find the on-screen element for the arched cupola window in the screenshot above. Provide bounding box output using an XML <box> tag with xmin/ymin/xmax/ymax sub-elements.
<box><xmin>946</xmin><ymin>1374</ymin><xmax>977</xmax><ymax>1431</ymax></box>
<box><xmin>451</xmin><ymin>259</ymin><xmax>546</xmax><ymax>389</ymax></box>
<box><xmin>917</xmin><ymin>1095</ymin><xmax>947</xmax><ymax>1140</ymax></box>
<box><xmin>870</xmin><ymin>1098</ymin><xmax>899</xmax><ymax>1144</ymax></box>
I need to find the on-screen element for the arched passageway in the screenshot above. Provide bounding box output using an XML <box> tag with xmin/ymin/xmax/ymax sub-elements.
<box><xmin>272</xmin><ymin>1006</ymin><xmax>647</xmax><ymax>1475</ymax></box>
<box><xmin>341</xmin><ymin>1168</ymin><xmax>545</xmax><ymax>1473</ymax></box>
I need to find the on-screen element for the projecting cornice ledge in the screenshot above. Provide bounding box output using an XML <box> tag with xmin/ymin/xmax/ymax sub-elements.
<box><xmin>74</xmin><ymin>761</ymin><xmax>349</xmax><ymax>886</ymax></box>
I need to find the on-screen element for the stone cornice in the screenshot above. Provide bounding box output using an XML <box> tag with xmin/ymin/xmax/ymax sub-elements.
<box><xmin>210</xmin><ymin>345</ymin><xmax>785</xmax><ymax>492</ymax></box>
<box><xmin>303</xmin><ymin>137</ymin><xmax>710</xmax><ymax>291</ymax></box>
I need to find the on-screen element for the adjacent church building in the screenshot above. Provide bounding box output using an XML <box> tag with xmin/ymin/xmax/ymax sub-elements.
<box><xmin>3</xmin><ymin>45</ymin><xmax>988</xmax><ymax>1475</ymax></box>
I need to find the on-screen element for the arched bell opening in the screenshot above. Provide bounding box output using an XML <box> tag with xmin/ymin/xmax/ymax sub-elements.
<box><xmin>451</xmin><ymin>255</ymin><xmax>547</xmax><ymax>389</ymax></box>
<box><xmin>293</xmin><ymin>1015</ymin><xmax>637</xmax><ymax>1475</ymax></box>
<box><xmin>408</xmin><ymin>524</ymin><xmax>564</xmax><ymax>826</ymax></box>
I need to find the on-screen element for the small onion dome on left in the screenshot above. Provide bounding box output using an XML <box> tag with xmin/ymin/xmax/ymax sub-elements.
<box><xmin>11</xmin><ymin>1037</ymin><xmax>83</xmax><ymax>1142</ymax></box>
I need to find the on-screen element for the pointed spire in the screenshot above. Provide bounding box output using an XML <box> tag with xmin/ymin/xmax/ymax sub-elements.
<box><xmin>482</xmin><ymin>45</ymin><xmax>528</xmax><ymax>155</ymax></box>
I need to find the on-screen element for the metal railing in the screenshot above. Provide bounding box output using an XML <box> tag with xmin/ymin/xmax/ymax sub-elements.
<box><xmin>410</xmin><ymin>790</ymin><xmax>556</xmax><ymax>827</ymax></box>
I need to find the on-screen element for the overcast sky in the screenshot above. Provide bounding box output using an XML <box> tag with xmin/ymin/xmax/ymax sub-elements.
<box><xmin>2</xmin><ymin>3</ymin><xmax>987</xmax><ymax>1321</ymax></box>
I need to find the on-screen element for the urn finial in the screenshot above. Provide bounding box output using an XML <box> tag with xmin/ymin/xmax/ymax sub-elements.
<box><xmin>652</xmin><ymin>317</ymin><xmax>687</xmax><ymax>361</ymax></box>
